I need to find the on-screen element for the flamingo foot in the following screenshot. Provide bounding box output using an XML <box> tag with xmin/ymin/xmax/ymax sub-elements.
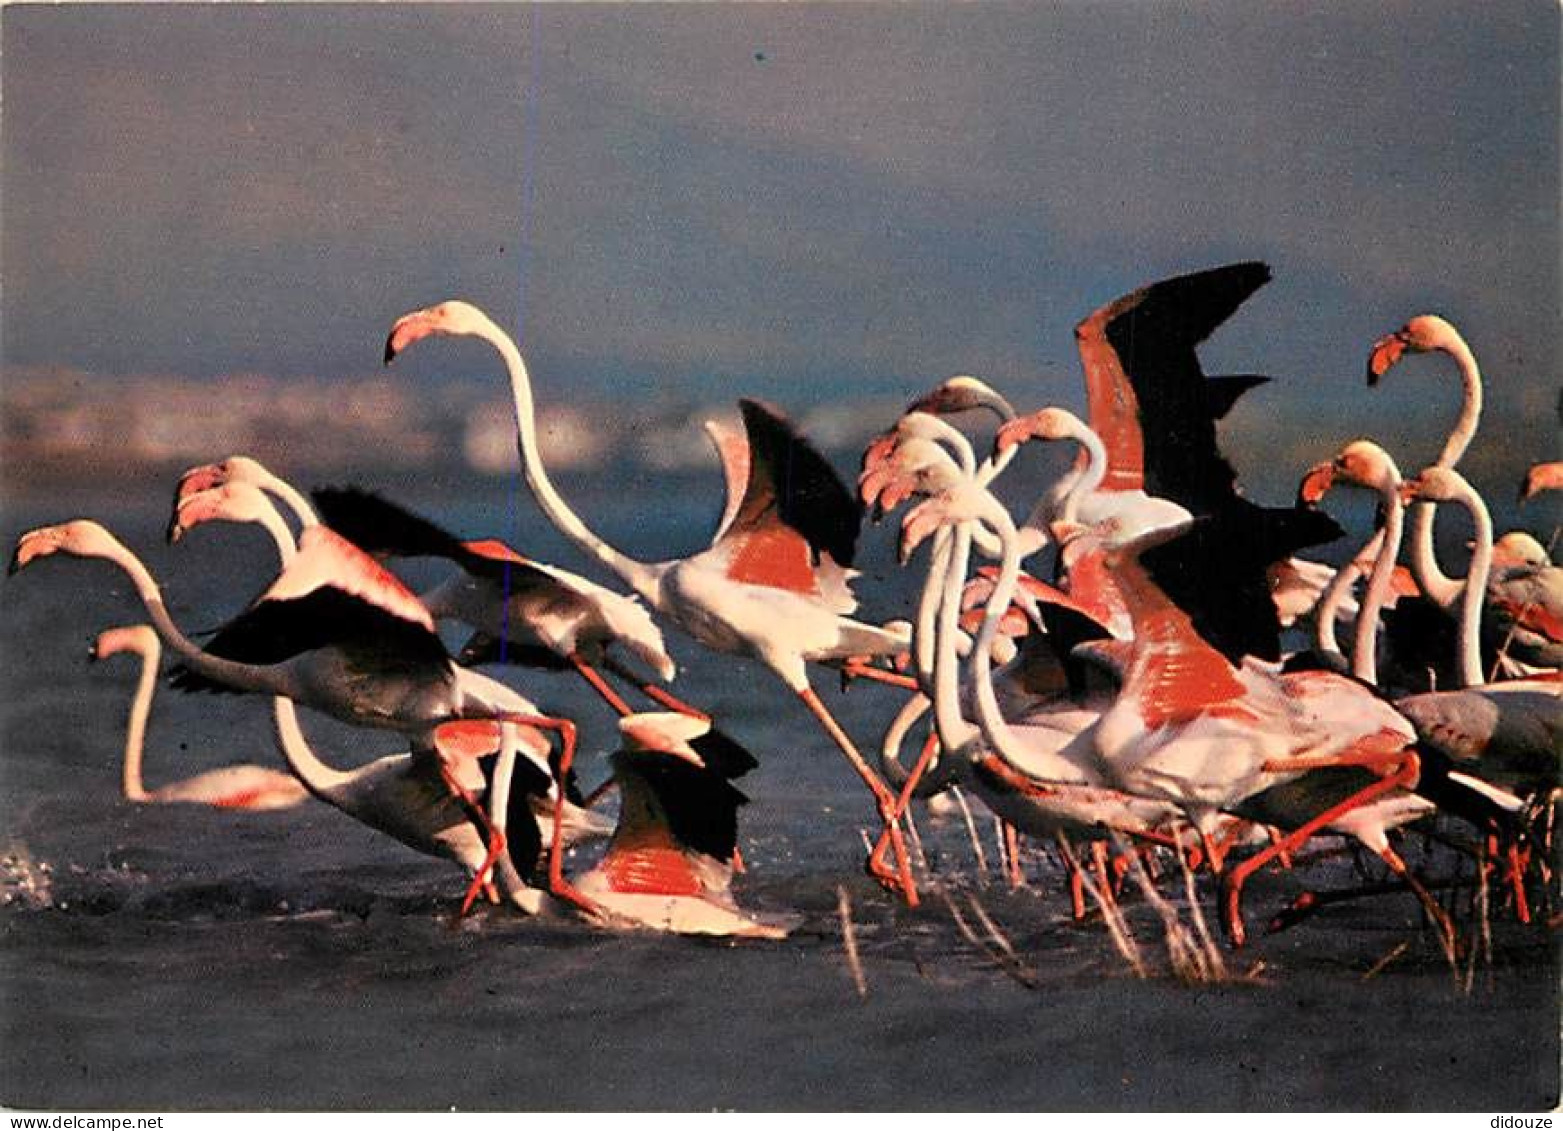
<box><xmin>460</xmin><ymin>826</ymin><xmax>507</xmax><ymax>917</ymax></box>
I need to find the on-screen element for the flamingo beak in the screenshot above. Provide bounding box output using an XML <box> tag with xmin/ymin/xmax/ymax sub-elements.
<box><xmin>993</xmin><ymin>417</ymin><xmax>1031</xmax><ymax>456</ymax></box>
<box><xmin>175</xmin><ymin>465</ymin><xmax>222</xmax><ymax>500</ymax></box>
<box><xmin>1297</xmin><ymin>462</ymin><xmax>1336</xmax><ymax>507</ymax></box>
<box><xmin>898</xmin><ymin>503</ymin><xmax>943</xmax><ymax>563</ymax></box>
<box><xmin>1395</xmin><ymin>477</ymin><xmax>1423</xmax><ymax>507</ymax></box>
<box><xmin>1366</xmin><ymin>331</ymin><xmax>1408</xmax><ymax>384</ymax></box>
<box><xmin>383</xmin><ymin>312</ymin><xmax>440</xmax><ymax>365</ymax></box>
<box><xmin>8</xmin><ymin>532</ymin><xmax>52</xmax><ymax>575</ymax></box>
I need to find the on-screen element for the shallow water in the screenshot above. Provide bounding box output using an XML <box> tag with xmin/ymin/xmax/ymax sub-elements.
<box><xmin>1</xmin><ymin>482</ymin><xmax>1558</xmax><ymax>1112</ymax></box>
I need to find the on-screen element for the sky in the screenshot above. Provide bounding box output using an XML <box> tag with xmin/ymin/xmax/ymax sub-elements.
<box><xmin>2</xmin><ymin>1</ymin><xmax>1558</xmax><ymax>510</ymax></box>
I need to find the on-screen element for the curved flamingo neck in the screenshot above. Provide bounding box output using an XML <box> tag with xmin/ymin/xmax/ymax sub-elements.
<box><xmin>1406</xmin><ymin>334</ymin><xmax>1483</xmax><ymax>609</ymax></box>
<box><xmin>965</xmin><ymin>497</ymin><xmax>1039</xmax><ymax>770</ymax></box>
<box><xmin>480</xmin><ymin>320</ymin><xmax>662</xmax><ymax>602</ymax></box>
<box><xmin>269</xmin><ymin>697</ymin><xmax>358</xmax><ymax>800</ymax></box>
<box><xmin>1433</xmin><ymin>332</ymin><xmax>1483</xmax><ymax>470</ymax></box>
<box><xmin>260</xmin><ymin>473</ymin><xmax>319</xmax><ymax>530</ymax></box>
<box><xmin>192</xmin><ymin>503</ymin><xmax>352</xmax><ymax>798</ymax></box>
<box><xmin>119</xmin><ymin>640</ymin><xmax>157</xmax><ymax>801</ymax></box>
<box><xmin>1018</xmin><ymin>417</ymin><xmax>1106</xmax><ymax>549</ymax></box>
<box><xmin>1058</xmin><ymin>421</ymin><xmax>1108</xmax><ymax>524</ymax></box>
<box><xmin>1350</xmin><ymin>484</ymin><xmax>1405</xmax><ymax>685</ymax></box>
<box><xmin>930</xmin><ymin>525</ymin><xmax>980</xmax><ymax>756</ymax></box>
<box><xmin>1313</xmin><ymin>540</ymin><xmax>1371</xmax><ymax>664</ymax></box>
<box><xmin>913</xmin><ymin>528</ymin><xmax>953</xmax><ymax>690</ymax></box>
<box><xmin>93</xmin><ymin>533</ymin><xmax>280</xmax><ymax>697</ymax></box>
<box><xmin>1445</xmin><ymin>479</ymin><xmax>1493</xmax><ymax>688</ymax></box>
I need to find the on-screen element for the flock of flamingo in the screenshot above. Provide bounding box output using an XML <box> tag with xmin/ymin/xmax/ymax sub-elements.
<box><xmin>10</xmin><ymin>261</ymin><xmax>1560</xmax><ymax>953</ymax></box>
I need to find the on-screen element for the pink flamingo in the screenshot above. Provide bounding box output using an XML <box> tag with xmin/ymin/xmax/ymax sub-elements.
<box><xmin>384</xmin><ymin>300</ymin><xmax>919</xmax><ymax>902</ymax></box>
<box><xmin>91</xmin><ymin>624</ymin><xmax>308</xmax><ymax>810</ymax></box>
<box><xmin>10</xmin><ymin>518</ymin><xmax>593</xmax><ymax>918</ymax></box>
<box><xmin>575</xmin><ymin>712</ymin><xmax>795</xmax><ymax>938</ymax></box>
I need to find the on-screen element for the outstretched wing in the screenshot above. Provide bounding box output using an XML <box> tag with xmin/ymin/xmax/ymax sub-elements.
<box><xmin>1075</xmin><ymin>261</ymin><xmax>1272</xmax><ymax>510</ymax></box>
<box><xmin>709</xmin><ymin>399</ymin><xmax>860</xmax><ymax>594</ymax></box>
<box><xmin>169</xmin><ymin>586</ymin><xmax>453</xmax><ymax>694</ymax></box>
<box><xmin>310</xmin><ymin>486</ymin><xmax>560</xmax><ymax>593</ymax></box>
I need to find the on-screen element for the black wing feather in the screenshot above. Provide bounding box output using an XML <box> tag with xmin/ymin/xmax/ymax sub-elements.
<box><xmin>1101</xmin><ymin>261</ymin><xmax>1272</xmax><ymax>513</ymax></box>
<box><xmin>168</xmin><ymin>587</ymin><xmax>452</xmax><ymax>693</ymax></box>
<box><xmin>614</xmin><ymin>750</ymin><xmax>748</xmax><ymax>863</ymax></box>
<box><xmin>311</xmin><ymin>486</ymin><xmax>559</xmax><ymax>591</ymax></box>
<box><xmin>1140</xmin><ymin>507</ymin><xmax>1344</xmax><ymax>665</ymax></box>
<box><xmin>735</xmin><ymin>398</ymin><xmax>860</xmax><ymax>568</ymax></box>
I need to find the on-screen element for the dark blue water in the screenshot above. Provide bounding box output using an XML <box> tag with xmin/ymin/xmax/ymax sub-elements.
<box><xmin>2</xmin><ymin>478</ymin><xmax>1557</xmax><ymax>1112</ymax></box>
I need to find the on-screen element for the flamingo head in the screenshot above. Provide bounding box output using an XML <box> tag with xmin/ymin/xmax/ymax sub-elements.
<box><xmin>1521</xmin><ymin>461</ymin><xmax>1563</xmax><ymax>503</ymax></box>
<box><xmin>1397</xmin><ymin>464</ymin><xmax>1473</xmax><ymax>508</ymax></box>
<box><xmin>1491</xmin><ymin>531</ymin><xmax>1549</xmax><ymax>571</ymax></box>
<box><xmin>1366</xmin><ymin>314</ymin><xmax>1460</xmax><ymax>384</ymax></box>
<box><xmin>176</xmin><ymin>456</ymin><xmax>271</xmax><ymax>498</ymax></box>
<box><xmin>905</xmin><ymin>375</ymin><xmax>1015</xmax><ymax>422</ymax></box>
<box><xmin>993</xmin><ymin>406</ymin><xmax>1085</xmax><ymax>456</ymax></box>
<box><xmin>618</xmin><ymin>712</ymin><xmax>710</xmax><ymax>768</ymax></box>
<box><xmin>1296</xmin><ymin>460</ymin><xmax>1336</xmax><ymax>507</ymax></box>
<box><xmin>858</xmin><ymin>431</ymin><xmax>963</xmax><ymax>517</ymax></box>
<box><xmin>1299</xmin><ymin>439</ymin><xmax>1400</xmax><ymax>504</ymax></box>
<box><xmin>168</xmin><ymin>481</ymin><xmax>278</xmax><ymax>543</ymax></box>
<box><xmin>383</xmin><ymin>300</ymin><xmax>497</xmax><ymax>364</ymax></box>
<box><xmin>9</xmin><ymin>520</ymin><xmax>121</xmax><ymax>575</ymax></box>
<box><xmin>90</xmin><ymin>624</ymin><xmax>157</xmax><ymax>664</ymax></box>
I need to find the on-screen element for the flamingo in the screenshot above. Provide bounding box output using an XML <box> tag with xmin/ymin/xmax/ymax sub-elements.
<box><xmin>306</xmin><ymin>486</ymin><xmax>759</xmax><ymax>776</ymax></box>
<box><xmin>174</xmin><ymin>455</ymin><xmax>318</xmax><ymax>535</ymax></box>
<box><xmin>8</xmin><ymin>518</ymin><xmax>594</xmax><ymax>917</ymax></box>
<box><xmin>862</xmin><ymin>427</ymin><xmax>1185</xmax><ymax>902</ymax></box>
<box><xmin>1083</xmin><ymin>512</ymin><xmax>1456</xmax><ymax>947</ymax></box>
<box><xmin>574</xmin><ymin>713</ymin><xmax>795</xmax><ymax>938</ymax></box>
<box><xmin>1484</xmin><ymin>558</ymin><xmax>1563</xmax><ymax>676</ymax></box>
<box><xmin>383</xmin><ymin>299</ymin><xmax>920</xmax><ymax>902</ymax></box>
<box><xmin>1294</xmin><ymin>440</ymin><xmax>1412</xmax><ymax>686</ymax></box>
<box><xmin>1366</xmin><ymin>314</ymin><xmax>1483</xmax><ymax>609</ymax></box>
<box><xmin>309</xmin><ymin>488</ymin><xmax>660</xmax><ymax>699</ymax></box>
<box><xmin>1388</xmin><ymin>468</ymin><xmax>1561</xmax><ymax>801</ymax></box>
<box><xmin>91</xmin><ymin>624</ymin><xmax>309</xmax><ymax>810</ymax></box>
<box><xmin>169</xmin><ymin>479</ymin><xmax>617</xmax><ymax>850</ymax></box>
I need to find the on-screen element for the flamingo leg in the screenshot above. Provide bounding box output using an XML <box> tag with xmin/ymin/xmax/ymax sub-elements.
<box><xmin>434</xmin><ymin>761</ymin><xmax>505</xmax><ymax>917</ymax></box>
<box><xmin>1266</xmin><ymin>825</ymin><xmax>1294</xmax><ymax>870</ymax></box>
<box><xmin>1378</xmin><ymin>844</ymin><xmax>1458</xmax><ymax>961</ymax></box>
<box><xmin>1003</xmin><ymin>822</ymin><xmax>1024</xmax><ymax>889</ymax></box>
<box><xmin>603</xmin><ymin>657</ymin><xmax>711</xmax><ymax>720</ymax></box>
<box><xmin>868</xmin><ymin>727</ymin><xmax>942</xmax><ymax>880</ymax></box>
<box><xmin>1505</xmin><ymin>843</ymin><xmax>1532</xmax><ymax>925</ymax></box>
<box><xmin>837</xmin><ymin>658</ymin><xmax>920</xmax><ymax>692</ymax></box>
<box><xmin>506</xmin><ymin>714</ymin><xmax>602</xmax><ymax>920</ymax></box>
<box><xmin>1056</xmin><ymin>832</ymin><xmax>1087</xmax><ymax>921</ymax></box>
<box><xmin>798</xmin><ymin>685</ymin><xmax>918</xmax><ymax>906</ymax></box>
<box><xmin>569</xmin><ymin>654</ymin><xmax>634</xmax><ymax>716</ymax></box>
<box><xmin>1221</xmin><ymin>755</ymin><xmax>1420</xmax><ymax>947</ymax></box>
<box><xmin>1091</xmin><ymin>841</ymin><xmax>1120</xmax><ymax>917</ymax></box>
<box><xmin>1200</xmin><ymin>830</ymin><xmax>1229</xmax><ymax>875</ymax></box>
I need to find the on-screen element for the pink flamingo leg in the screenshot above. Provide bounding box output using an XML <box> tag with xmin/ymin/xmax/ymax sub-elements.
<box><xmin>1003</xmin><ymin>822</ymin><xmax>1024</xmax><ymax>889</ymax></box>
<box><xmin>869</xmin><ymin>726</ymin><xmax>942</xmax><ymax>881</ymax></box>
<box><xmin>837</xmin><ymin>658</ymin><xmax>921</xmax><ymax>692</ymax></box>
<box><xmin>1222</xmin><ymin>755</ymin><xmax>1420</xmax><ymax>947</ymax></box>
<box><xmin>570</xmin><ymin>654</ymin><xmax>634</xmax><ymax>716</ymax></box>
<box><xmin>799</xmin><ymin>686</ymin><xmax>918</xmax><ymax>906</ymax></box>
<box><xmin>434</xmin><ymin>762</ymin><xmax>506</xmax><ymax>918</ymax></box>
<box><xmin>514</xmin><ymin>714</ymin><xmax>602</xmax><ymax>920</ymax></box>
